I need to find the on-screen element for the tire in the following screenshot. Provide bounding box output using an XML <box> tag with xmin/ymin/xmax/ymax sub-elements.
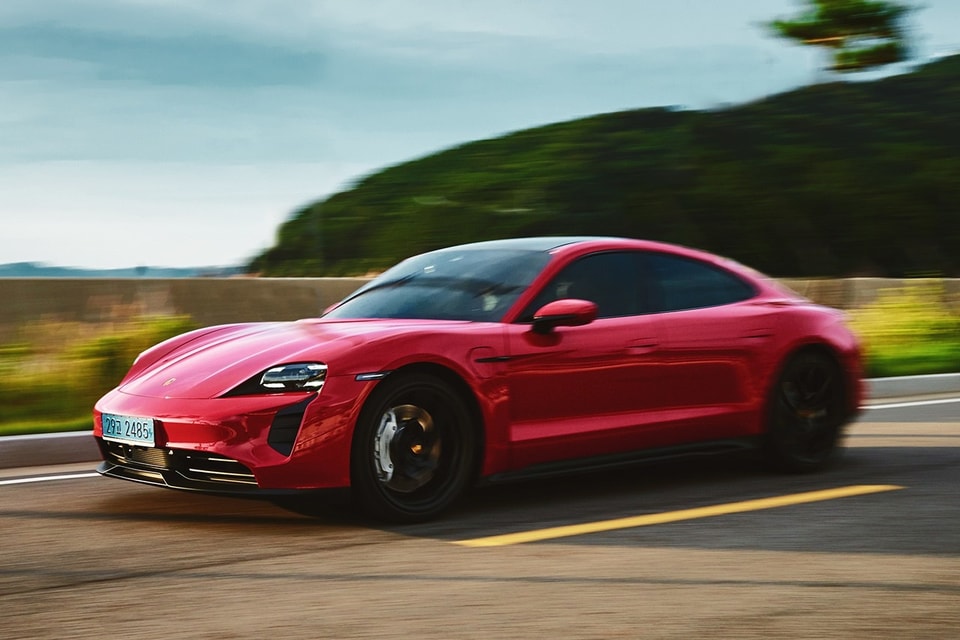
<box><xmin>350</xmin><ymin>373</ymin><xmax>476</xmax><ymax>522</ymax></box>
<box><xmin>763</xmin><ymin>351</ymin><xmax>848</xmax><ymax>473</ymax></box>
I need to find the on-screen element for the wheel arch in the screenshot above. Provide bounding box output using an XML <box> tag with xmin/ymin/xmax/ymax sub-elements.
<box><xmin>760</xmin><ymin>341</ymin><xmax>854</xmax><ymax>472</ymax></box>
<box><xmin>769</xmin><ymin>341</ymin><xmax>857</xmax><ymax>423</ymax></box>
<box><xmin>365</xmin><ymin>362</ymin><xmax>487</xmax><ymax>483</ymax></box>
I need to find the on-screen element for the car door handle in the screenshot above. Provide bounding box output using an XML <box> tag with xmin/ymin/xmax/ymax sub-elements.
<box><xmin>627</xmin><ymin>339</ymin><xmax>659</xmax><ymax>353</ymax></box>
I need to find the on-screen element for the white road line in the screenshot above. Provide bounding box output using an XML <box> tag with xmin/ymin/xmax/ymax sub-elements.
<box><xmin>0</xmin><ymin>472</ymin><xmax>99</xmax><ymax>487</ymax></box>
<box><xmin>866</xmin><ymin>397</ymin><xmax>960</xmax><ymax>411</ymax></box>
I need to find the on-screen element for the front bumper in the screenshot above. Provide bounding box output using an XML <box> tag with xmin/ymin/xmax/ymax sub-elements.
<box><xmin>93</xmin><ymin>374</ymin><xmax>370</xmax><ymax>492</ymax></box>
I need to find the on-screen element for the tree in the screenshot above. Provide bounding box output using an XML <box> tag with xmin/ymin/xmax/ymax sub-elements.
<box><xmin>768</xmin><ymin>0</ymin><xmax>915</xmax><ymax>73</ymax></box>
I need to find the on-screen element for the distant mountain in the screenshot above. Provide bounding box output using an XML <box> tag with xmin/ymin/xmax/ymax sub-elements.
<box><xmin>0</xmin><ymin>262</ymin><xmax>245</xmax><ymax>278</ymax></box>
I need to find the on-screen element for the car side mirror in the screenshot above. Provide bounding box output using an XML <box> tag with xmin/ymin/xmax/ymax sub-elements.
<box><xmin>531</xmin><ymin>299</ymin><xmax>598</xmax><ymax>334</ymax></box>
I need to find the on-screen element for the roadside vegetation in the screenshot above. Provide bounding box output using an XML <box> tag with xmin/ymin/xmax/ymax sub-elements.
<box><xmin>0</xmin><ymin>283</ymin><xmax>957</xmax><ymax>437</ymax></box>
<box><xmin>847</xmin><ymin>280</ymin><xmax>960</xmax><ymax>378</ymax></box>
<box><xmin>0</xmin><ymin>315</ymin><xmax>194</xmax><ymax>437</ymax></box>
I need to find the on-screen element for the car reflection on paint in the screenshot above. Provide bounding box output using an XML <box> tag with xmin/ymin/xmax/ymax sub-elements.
<box><xmin>93</xmin><ymin>237</ymin><xmax>862</xmax><ymax>522</ymax></box>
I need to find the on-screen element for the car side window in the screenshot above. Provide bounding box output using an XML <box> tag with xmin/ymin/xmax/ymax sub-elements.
<box><xmin>519</xmin><ymin>252</ymin><xmax>645</xmax><ymax>321</ymax></box>
<box><xmin>642</xmin><ymin>252</ymin><xmax>756</xmax><ymax>312</ymax></box>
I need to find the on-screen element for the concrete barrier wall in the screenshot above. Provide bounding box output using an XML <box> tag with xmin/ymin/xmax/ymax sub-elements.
<box><xmin>0</xmin><ymin>277</ymin><xmax>957</xmax><ymax>339</ymax></box>
<box><xmin>0</xmin><ymin>277</ymin><xmax>368</xmax><ymax>340</ymax></box>
<box><xmin>779</xmin><ymin>277</ymin><xmax>960</xmax><ymax>311</ymax></box>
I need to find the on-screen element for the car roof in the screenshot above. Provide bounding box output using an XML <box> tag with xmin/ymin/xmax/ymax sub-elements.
<box><xmin>436</xmin><ymin>236</ymin><xmax>716</xmax><ymax>257</ymax></box>
<box><xmin>438</xmin><ymin>236</ymin><xmax>617</xmax><ymax>252</ymax></box>
<box><xmin>435</xmin><ymin>236</ymin><xmax>769</xmax><ymax>280</ymax></box>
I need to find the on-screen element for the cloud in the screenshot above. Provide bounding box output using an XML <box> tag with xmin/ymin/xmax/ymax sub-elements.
<box><xmin>0</xmin><ymin>23</ymin><xmax>326</xmax><ymax>88</ymax></box>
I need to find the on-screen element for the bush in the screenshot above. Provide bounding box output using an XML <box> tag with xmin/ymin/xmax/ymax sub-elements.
<box><xmin>847</xmin><ymin>281</ymin><xmax>960</xmax><ymax>377</ymax></box>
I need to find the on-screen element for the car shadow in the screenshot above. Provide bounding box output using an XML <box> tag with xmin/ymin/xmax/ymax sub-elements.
<box><xmin>77</xmin><ymin>444</ymin><xmax>960</xmax><ymax>558</ymax></box>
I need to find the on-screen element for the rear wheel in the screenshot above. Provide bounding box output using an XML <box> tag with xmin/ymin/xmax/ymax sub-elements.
<box><xmin>351</xmin><ymin>373</ymin><xmax>476</xmax><ymax>522</ymax></box>
<box><xmin>764</xmin><ymin>351</ymin><xmax>847</xmax><ymax>472</ymax></box>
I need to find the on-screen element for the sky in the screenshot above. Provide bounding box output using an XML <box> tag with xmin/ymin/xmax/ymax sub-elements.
<box><xmin>2</xmin><ymin>0</ymin><xmax>959</xmax><ymax>269</ymax></box>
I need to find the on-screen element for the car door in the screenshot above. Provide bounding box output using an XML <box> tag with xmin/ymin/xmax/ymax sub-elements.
<box><xmin>640</xmin><ymin>250</ymin><xmax>775</xmax><ymax>440</ymax></box>
<box><xmin>503</xmin><ymin>251</ymin><xmax>666</xmax><ymax>469</ymax></box>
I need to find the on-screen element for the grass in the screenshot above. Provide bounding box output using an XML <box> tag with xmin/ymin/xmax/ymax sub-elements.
<box><xmin>864</xmin><ymin>343</ymin><xmax>960</xmax><ymax>378</ymax></box>
<box><xmin>0</xmin><ymin>417</ymin><xmax>93</xmax><ymax>437</ymax></box>
<box><xmin>0</xmin><ymin>315</ymin><xmax>195</xmax><ymax>437</ymax></box>
<box><xmin>846</xmin><ymin>280</ymin><xmax>960</xmax><ymax>379</ymax></box>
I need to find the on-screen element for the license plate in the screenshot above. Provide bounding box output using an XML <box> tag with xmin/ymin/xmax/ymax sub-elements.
<box><xmin>101</xmin><ymin>413</ymin><xmax>156</xmax><ymax>446</ymax></box>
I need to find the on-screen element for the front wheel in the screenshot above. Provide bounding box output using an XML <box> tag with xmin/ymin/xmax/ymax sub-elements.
<box><xmin>763</xmin><ymin>351</ymin><xmax>848</xmax><ymax>472</ymax></box>
<box><xmin>351</xmin><ymin>373</ymin><xmax>476</xmax><ymax>522</ymax></box>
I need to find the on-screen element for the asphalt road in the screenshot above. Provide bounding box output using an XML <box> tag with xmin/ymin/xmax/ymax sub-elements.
<box><xmin>1</xmin><ymin>398</ymin><xmax>958</xmax><ymax>639</ymax></box>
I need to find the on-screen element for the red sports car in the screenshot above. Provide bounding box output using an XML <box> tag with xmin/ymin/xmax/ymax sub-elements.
<box><xmin>94</xmin><ymin>237</ymin><xmax>862</xmax><ymax>521</ymax></box>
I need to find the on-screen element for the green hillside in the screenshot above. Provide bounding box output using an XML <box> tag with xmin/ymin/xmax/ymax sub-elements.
<box><xmin>251</xmin><ymin>55</ymin><xmax>960</xmax><ymax>278</ymax></box>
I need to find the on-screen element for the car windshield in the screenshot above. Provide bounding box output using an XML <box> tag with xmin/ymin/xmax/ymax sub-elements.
<box><xmin>324</xmin><ymin>248</ymin><xmax>551</xmax><ymax>322</ymax></box>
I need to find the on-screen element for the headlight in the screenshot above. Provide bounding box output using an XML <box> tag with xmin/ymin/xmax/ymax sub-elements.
<box><xmin>260</xmin><ymin>363</ymin><xmax>327</xmax><ymax>390</ymax></box>
<box><xmin>223</xmin><ymin>362</ymin><xmax>328</xmax><ymax>396</ymax></box>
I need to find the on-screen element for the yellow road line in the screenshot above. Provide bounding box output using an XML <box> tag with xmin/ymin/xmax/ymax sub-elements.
<box><xmin>455</xmin><ymin>484</ymin><xmax>904</xmax><ymax>547</ymax></box>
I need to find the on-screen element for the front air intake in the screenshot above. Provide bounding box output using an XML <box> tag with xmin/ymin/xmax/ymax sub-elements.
<box><xmin>267</xmin><ymin>396</ymin><xmax>313</xmax><ymax>456</ymax></box>
<box><xmin>98</xmin><ymin>440</ymin><xmax>258</xmax><ymax>488</ymax></box>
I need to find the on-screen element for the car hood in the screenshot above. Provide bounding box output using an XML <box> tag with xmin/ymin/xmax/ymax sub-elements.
<box><xmin>118</xmin><ymin>318</ymin><xmax>467</xmax><ymax>399</ymax></box>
